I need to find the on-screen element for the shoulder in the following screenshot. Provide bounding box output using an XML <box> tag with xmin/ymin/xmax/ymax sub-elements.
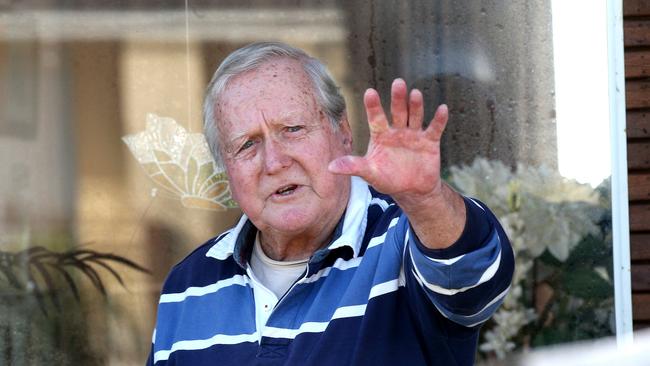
<box><xmin>160</xmin><ymin>231</ymin><xmax>240</xmax><ymax>295</ymax></box>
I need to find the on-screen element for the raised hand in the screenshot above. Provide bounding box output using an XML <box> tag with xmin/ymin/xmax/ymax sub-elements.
<box><xmin>328</xmin><ymin>78</ymin><xmax>447</xmax><ymax>206</ymax></box>
<box><xmin>328</xmin><ymin>78</ymin><xmax>465</xmax><ymax>248</ymax></box>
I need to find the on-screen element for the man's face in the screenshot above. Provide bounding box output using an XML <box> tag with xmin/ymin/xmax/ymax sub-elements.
<box><xmin>214</xmin><ymin>58</ymin><xmax>353</xmax><ymax>239</ymax></box>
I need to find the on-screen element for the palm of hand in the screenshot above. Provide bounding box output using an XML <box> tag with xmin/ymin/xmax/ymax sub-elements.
<box><xmin>329</xmin><ymin>79</ymin><xmax>448</xmax><ymax>201</ymax></box>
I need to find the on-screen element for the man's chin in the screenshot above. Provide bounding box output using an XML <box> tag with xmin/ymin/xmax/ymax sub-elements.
<box><xmin>264</xmin><ymin>207</ymin><xmax>319</xmax><ymax>233</ymax></box>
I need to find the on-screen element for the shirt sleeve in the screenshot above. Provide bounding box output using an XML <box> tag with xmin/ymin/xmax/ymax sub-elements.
<box><xmin>403</xmin><ymin>196</ymin><xmax>514</xmax><ymax>327</ymax></box>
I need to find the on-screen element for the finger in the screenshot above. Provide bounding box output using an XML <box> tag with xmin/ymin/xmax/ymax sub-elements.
<box><xmin>390</xmin><ymin>78</ymin><xmax>408</xmax><ymax>128</ymax></box>
<box><xmin>425</xmin><ymin>104</ymin><xmax>449</xmax><ymax>141</ymax></box>
<box><xmin>408</xmin><ymin>89</ymin><xmax>424</xmax><ymax>130</ymax></box>
<box><xmin>328</xmin><ymin>155</ymin><xmax>372</xmax><ymax>178</ymax></box>
<box><xmin>364</xmin><ymin>89</ymin><xmax>389</xmax><ymax>135</ymax></box>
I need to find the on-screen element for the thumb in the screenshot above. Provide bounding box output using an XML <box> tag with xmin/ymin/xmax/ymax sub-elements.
<box><xmin>328</xmin><ymin>155</ymin><xmax>370</xmax><ymax>177</ymax></box>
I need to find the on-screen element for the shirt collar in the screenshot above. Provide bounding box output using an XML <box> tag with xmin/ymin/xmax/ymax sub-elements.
<box><xmin>322</xmin><ymin>176</ymin><xmax>369</xmax><ymax>258</ymax></box>
<box><xmin>205</xmin><ymin>214</ymin><xmax>251</xmax><ymax>265</ymax></box>
<box><xmin>205</xmin><ymin>176</ymin><xmax>371</xmax><ymax>265</ymax></box>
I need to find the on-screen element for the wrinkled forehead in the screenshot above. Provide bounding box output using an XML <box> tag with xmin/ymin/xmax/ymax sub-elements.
<box><xmin>215</xmin><ymin>58</ymin><xmax>321</xmax><ymax>129</ymax></box>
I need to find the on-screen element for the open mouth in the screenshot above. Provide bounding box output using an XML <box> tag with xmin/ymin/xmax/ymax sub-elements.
<box><xmin>275</xmin><ymin>184</ymin><xmax>298</xmax><ymax>196</ymax></box>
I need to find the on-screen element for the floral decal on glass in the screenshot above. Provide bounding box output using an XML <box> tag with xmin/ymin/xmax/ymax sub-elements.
<box><xmin>122</xmin><ymin>114</ymin><xmax>237</xmax><ymax>211</ymax></box>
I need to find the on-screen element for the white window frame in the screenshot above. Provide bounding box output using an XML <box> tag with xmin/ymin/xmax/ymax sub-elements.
<box><xmin>607</xmin><ymin>0</ymin><xmax>634</xmax><ymax>344</ymax></box>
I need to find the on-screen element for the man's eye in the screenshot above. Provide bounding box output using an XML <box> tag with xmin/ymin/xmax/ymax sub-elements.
<box><xmin>239</xmin><ymin>140</ymin><xmax>254</xmax><ymax>152</ymax></box>
<box><xmin>286</xmin><ymin>125</ymin><xmax>303</xmax><ymax>133</ymax></box>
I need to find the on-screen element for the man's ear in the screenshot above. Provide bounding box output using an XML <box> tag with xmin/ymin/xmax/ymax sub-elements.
<box><xmin>338</xmin><ymin>113</ymin><xmax>353</xmax><ymax>152</ymax></box>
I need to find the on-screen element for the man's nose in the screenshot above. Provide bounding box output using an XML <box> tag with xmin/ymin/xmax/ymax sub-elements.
<box><xmin>262</xmin><ymin>139</ymin><xmax>291</xmax><ymax>174</ymax></box>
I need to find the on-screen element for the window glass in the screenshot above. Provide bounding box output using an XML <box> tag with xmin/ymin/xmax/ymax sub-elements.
<box><xmin>0</xmin><ymin>1</ymin><xmax>615</xmax><ymax>364</ymax></box>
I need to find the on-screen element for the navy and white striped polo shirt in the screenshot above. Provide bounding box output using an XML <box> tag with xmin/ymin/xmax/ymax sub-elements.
<box><xmin>147</xmin><ymin>176</ymin><xmax>514</xmax><ymax>365</ymax></box>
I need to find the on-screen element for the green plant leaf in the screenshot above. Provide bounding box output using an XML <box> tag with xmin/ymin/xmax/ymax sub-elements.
<box><xmin>562</xmin><ymin>268</ymin><xmax>612</xmax><ymax>300</ymax></box>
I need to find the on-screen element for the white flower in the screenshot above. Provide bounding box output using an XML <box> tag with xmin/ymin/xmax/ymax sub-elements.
<box><xmin>450</xmin><ymin>158</ymin><xmax>604</xmax><ymax>262</ymax></box>
<box><xmin>479</xmin><ymin>307</ymin><xmax>536</xmax><ymax>359</ymax></box>
<box><xmin>451</xmin><ymin>158</ymin><xmax>608</xmax><ymax>359</ymax></box>
<box><xmin>449</xmin><ymin>158</ymin><xmax>513</xmax><ymax>215</ymax></box>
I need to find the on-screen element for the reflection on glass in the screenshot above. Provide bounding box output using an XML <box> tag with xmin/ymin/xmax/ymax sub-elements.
<box><xmin>122</xmin><ymin>113</ymin><xmax>236</xmax><ymax>211</ymax></box>
<box><xmin>0</xmin><ymin>1</ymin><xmax>614</xmax><ymax>365</ymax></box>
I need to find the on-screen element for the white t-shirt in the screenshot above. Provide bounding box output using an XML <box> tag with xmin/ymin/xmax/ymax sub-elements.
<box><xmin>249</xmin><ymin>233</ymin><xmax>309</xmax><ymax>331</ymax></box>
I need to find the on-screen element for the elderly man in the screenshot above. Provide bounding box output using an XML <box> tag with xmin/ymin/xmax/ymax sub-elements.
<box><xmin>147</xmin><ymin>42</ymin><xmax>514</xmax><ymax>366</ymax></box>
